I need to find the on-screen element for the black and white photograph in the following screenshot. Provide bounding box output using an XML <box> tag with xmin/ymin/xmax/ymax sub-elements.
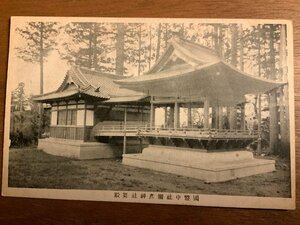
<box><xmin>2</xmin><ymin>17</ymin><xmax>295</xmax><ymax>209</ymax></box>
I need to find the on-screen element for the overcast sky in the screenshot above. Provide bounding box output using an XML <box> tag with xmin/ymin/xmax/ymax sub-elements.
<box><xmin>10</xmin><ymin>49</ymin><xmax>69</xmax><ymax>96</ymax></box>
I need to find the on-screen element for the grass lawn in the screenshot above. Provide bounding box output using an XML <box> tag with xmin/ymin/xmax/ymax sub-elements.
<box><xmin>8</xmin><ymin>147</ymin><xmax>291</xmax><ymax>197</ymax></box>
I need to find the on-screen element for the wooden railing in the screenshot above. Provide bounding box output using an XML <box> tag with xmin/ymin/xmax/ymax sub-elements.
<box><xmin>93</xmin><ymin>124</ymin><xmax>258</xmax><ymax>140</ymax></box>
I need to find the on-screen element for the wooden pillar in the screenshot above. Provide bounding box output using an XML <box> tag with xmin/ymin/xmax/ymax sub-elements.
<box><xmin>150</xmin><ymin>96</ymin><xmax>154</xmax><ymax>130</ymax></box>
<box><xmin>187</xmin><ymin>103</ymin><xmax>192</xmax><ymax>127</ymax></box>
<box><xmin>211</xmin><ymin>107</ymin><xmax>215</xmax><ymax>129</ymax></box>
<box><xmin>152</xmin><ymin>106</ymin><xmax>156</xmax><ymax>128</ymax></box>
<box><xmin>212</xmin><ymin>107</ymin><xmax>218</xmax><ymax>129</ymax></box>
<box><xmin>164</xmin><ymin>107</ymin><xmax>168</xmax><ymax>128</ymax></box>
<box><xmin>240</xmin><ymin>104</ymin><xmax>246</xmax><ymax>131</ymax></box>
<box><xmin>169</xmin><ymin>106</ymin><xmax>174</xmax><ymax>128</ymax></box>
<box><xmin>229</xmin><ymin>106</ymin><xmax>237</xmax><ymax>130</ymax></box>
<box><xmin>257</xmin><ymin>95</ymin><xmax>262</xmax><ymax>154</ymax></box>
<box><xmin>74</xmin><ymin>102</ymin><xmax>78</xmax><ymax>140</ymax></box>
<box><xmin>204</xmin><ymin>98</ymin><xmax>210</xmax><ymax>129</ymax></box>
<box><xmin>123</xmin><ymin>107</ymin><xmax>127</xmax><ymax>155</ymax></box>
<box><xmin>177</xmin><ymin>104</ymin><xmax>180</xmax><ymax>128</ymax></box>
<box><xmin>269</xmin><ymin>90</ymin><xmax>279</xmax><ymax>153</ymax></box>
<box><xmin>218</xmin><ymin>106</ymin><xmax>223</xmax><ymax>130</ymax></box>
<box><xmin>174</xmin><ymin>101</ymin><xmax>179</xmax><ymax>130</ymax></box>
<box><xmin>83</xmin><ymin>103</ymin><xmax>87</xmax><ymax>142</ymax></box>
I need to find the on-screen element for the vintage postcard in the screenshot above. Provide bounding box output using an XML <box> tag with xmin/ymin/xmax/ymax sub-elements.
<box><xmin>2</xmin><ymin>17</ymin><xmax>295</xmax><ymax>209</ymax></box>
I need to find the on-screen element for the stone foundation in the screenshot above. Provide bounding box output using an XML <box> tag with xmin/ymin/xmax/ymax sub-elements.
<box><xmin>38</xmin><ymin>138</ymin><xmax>122</xmax><ymax>159</ymax></box>
<box><xmin>122</xmin><ymin>145</ymin><xmax>275</xmax><ymax>183</ymax></box>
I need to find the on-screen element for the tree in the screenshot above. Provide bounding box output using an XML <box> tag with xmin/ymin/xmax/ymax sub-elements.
<box><xmin>230</xmin><ymin>24</ymin><xmax>238</xmax><ymax>67</ymax></box>
<box><xmin>115</xmin><ymin>23</ymin><xmax>125</xmax><ymax>75</ymax></box>
<box><xmin>278</xmin><ymin>24</ymin><xmax>290</xmax><ymax>154</ymax></box>
<box><xmin>62</xmin><ymin>22</ymin><xmax>115</xmax><ymax>72</ymax></box>
<box><xmin>16</xmin><ymin>22</ymin><xmax>59</xmax><ymax>138</ymax></box>
<box><xmin>11</xmin><ymin>82</ymin><xmax>27</xmax><ymax>134</ymax></box>
<box><xmin>147</xmin><ymin>25</ymin><xmax>157</xmax><ymax>70</ymax></box>
<box><xmin>124</xmin><ymin>23</ymin><xmax>150</xmax><ymax>76</ymax></box>
<box><xmin>228</xmin><ymin>24</ymin><xmax>238</xmax><ymax>131</ymax></box>
<box><xmin>16</xmin><ymin>22</ymin><xmax>59</xmax><ymax>95</ymax></box>
<box><xmin>265</xmin><ymin>24</ymin><xmax>281</xmax><ymax>153</ymax></box>
<box><xmin>155</xmin><ymin>23</ymin><xmax>162</xmax><ymax>61</ymax></box>
<box><xmin>10</xmin><ymin>83</ymin><xmax>43</xmax><ymax>147</ymax></box>
<box><xmin>238</xmin><ymin>24</ymin><xmax>245</xmax><ymax>71</ymax></box>
<box><xmin>11</xmin><ymin>82</ymin><xmax>27</xmax><ymax>113</ymax></box>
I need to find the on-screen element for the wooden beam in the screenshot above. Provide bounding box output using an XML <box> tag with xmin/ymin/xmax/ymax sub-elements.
<box><xmin>152</xmin><ymin>96</ymin><xmax>205</xmax><ymax>104</ymax></box>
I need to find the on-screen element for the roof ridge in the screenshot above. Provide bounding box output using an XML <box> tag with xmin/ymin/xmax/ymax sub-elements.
<box><xmin>79</xmin><ymin>67</ymin><xmax>125</xmax><ymax>79</ymax></box>
<box><xmin>56</xmin><ymin>70</ymin><xmax>72</xmax><ymax>92</ymax></box>
<box><xmin>145</xmin><ymin>37</ymin><xmax>219</xmax><ymax>75</ymax></box>
<box><xmin>145</xmin><ymin>43</ymin><xmax>174</xmax><ymax>74</ymax></box>
<box><xmin>32</xmin><ymin>90</ymin><xmax>57</xmax><ymax>98</ymax></box>
<box><xmin>173</xmin><ymin>37</ymin><xmax>218</xmax><ymax>56</ymax></box>
<box><xmin>73</xmin><ymin>67</ymin><xmax>97</xmax><ymax>89</ymax></box>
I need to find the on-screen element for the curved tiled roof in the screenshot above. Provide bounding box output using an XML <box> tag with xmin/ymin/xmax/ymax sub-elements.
<box><xmin>33</xmin><ymin>66</ymin><xmax>146</xmax><ymax>102</ymax></box>
<box><xmin>115</xmin><ymin>37</ymin><xmax>286</xmax><ymax>106</ymax></box>
<box><xmin>80</xmin><ymin>68</ymin><xmax>141</xmax><ymax>98</ymax></box>
<box><xmin>146</xmin><ymin>36</ymin><xmax>219</xmax><ymax>74</ymax></box>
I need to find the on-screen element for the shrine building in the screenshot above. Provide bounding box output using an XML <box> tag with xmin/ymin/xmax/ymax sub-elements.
<box><xmin>34</xmin><ymin>37</ymin><xmax>285</xmax><ymax>182</ymax></box>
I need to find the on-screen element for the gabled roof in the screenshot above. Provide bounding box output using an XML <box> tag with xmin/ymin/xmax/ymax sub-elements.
<box><xmin>115</xmin><ymin>37</ymin><xmax>286</xmax><ymax>106</ymax></box>
<box><xmin>34</xmin><ymin>67</ymin><xmax>146</xmax><ymax>103</ymax></box>
<box><xmin>146</xmin><ymin>36</ymin><xmax>219</xmax><ymax>74</ymax></box>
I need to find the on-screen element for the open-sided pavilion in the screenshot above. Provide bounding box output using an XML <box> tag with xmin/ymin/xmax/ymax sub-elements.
<box><xmin>115</xmin><ymin>37</ymin><xmax>285</xmax><ymax>182</ymax></box>
<box><xmin>35</xmin><ymin>36</ymin><xmax>285</xmax><ymax>182</ymax></box>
